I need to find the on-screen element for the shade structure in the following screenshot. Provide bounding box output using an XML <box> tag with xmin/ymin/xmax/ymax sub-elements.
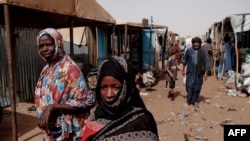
<box><xmin>0</xmin><ymin>1</ymin><xmax>115</xmax><ymax>140</ymax></box>
<box><xmin>0</xmin><ymin>0</ymin><xmax>116</xmax><ymax>28</ymax></box>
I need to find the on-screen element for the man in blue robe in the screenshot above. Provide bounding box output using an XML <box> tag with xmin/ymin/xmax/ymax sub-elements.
<box><xmin>182</xmin><ymin>37</ymin><xmax>209</xmax><ymax>107</ymax></box>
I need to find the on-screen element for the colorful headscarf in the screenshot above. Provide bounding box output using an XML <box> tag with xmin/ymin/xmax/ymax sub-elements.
<box><xmin>37</xmin><ymin>28</ymin><xmax>65</xmax><ymax>61</ymax></box>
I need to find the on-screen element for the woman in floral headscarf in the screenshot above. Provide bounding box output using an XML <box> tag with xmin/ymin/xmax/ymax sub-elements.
<box><xmin>34</xmin><ymin>28</ymin><xmax>95</xmax><ymax>141</ymax></box>
<box><xmin>81</xmin><ymin>56</ymin><xmax>159</xmax><ymax>141</ymax></box>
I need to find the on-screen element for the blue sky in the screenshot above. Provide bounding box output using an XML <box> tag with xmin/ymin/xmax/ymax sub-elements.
<box><xmin>97</xmin><ymin>0</ymin><xmax>249</xmax><ymax>37</ymax></box>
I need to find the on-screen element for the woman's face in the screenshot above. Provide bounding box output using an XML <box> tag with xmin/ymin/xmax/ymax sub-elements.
<box><xmin>38</xmin><ymin>34</ymin><xmax>55</xmax><ymax>62</ymax></box>
<box><xmin>100</xmin><ymin>76</ymin><xmax>122</xmax><ymax>103</ymax></box>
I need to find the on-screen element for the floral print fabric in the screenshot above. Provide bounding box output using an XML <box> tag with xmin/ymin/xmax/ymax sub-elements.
<box><xmin>34</xmin><ymin>55</ymin><xmax>94</xmax><ymax>141</ymax></box>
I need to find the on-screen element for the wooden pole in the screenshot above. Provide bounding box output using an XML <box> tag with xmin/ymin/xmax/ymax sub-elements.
<box><xmin>220</xmin><ymin>21</ymin><xmax>225</xmax><ymax>81</ymax></box>
<box><xmin>234</xmin><ymin>33</ymin><xmax>238</xmax><ymax>85</ymax></box>
<box><xmin>212</xmin><ymin>24</ymin><xmax>217</xmax><ymax>77</ymax></box>
<box><xmin>124</xmin><ymin>24</ymin><xmax>127</xmax><ymax>59</ymax></box>
<box><xmin>162</xmin><ymin>28</ymin><xmax>168</xmax><ymax>70</ymax></box>
<box><xmin>70</xmin><ymin>19</ymin><xmax>74</xmax><ymax>59</ymax></box>
<box><xmin>3</xmin><ymin>4</ymin><xmax>18</xmax><ymax>141</ymax></box>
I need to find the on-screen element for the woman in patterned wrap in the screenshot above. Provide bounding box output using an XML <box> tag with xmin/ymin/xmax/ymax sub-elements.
<box><xmin>81</xmin><ymin>56</ymin><xmax>159</xmax><ymax>141</ymax></box>
<box><xmin>34</xmin><ymin>28</ymin><xmax>95</xmax><ymax>141</ymax></box>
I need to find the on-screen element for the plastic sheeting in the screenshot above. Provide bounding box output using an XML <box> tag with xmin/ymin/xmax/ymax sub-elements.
<box><xmin>58</xmin><ymin>27</ymin><xmax>87</xmax><ymax>46</ymax></box>
<box><xmin>230</xmin><ymin>14</ymin><xmax>250</xmax><ymax>33</ymax></box>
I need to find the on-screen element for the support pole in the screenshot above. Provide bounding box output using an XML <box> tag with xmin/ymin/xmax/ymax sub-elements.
<box><xmin>4</xmin><ymin>4</ymin><xmax>18</xmax><ymax>141</ymax></box>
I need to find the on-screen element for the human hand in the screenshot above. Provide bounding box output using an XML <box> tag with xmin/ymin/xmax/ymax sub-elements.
<box><xmin>204</xmin><ymin>73</ymin><xmax>208</xmax><ymax>81</ymax></box>
<box><xmin>38</xmin><ymin>105</ymin><xmax>53</xmax><ymax>130</ymax></box>
<box><xmin>182</xmin><ymin>70</ymin><xmax>186</xmax><ymax>76</ymax></box>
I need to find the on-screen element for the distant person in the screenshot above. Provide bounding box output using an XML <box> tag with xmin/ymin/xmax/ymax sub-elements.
<box><xmin>180</xmin><ymin>41</ymin><xmax>186</xmax><ymax>52</ymax></box>
<box><xmin>182</xmin><ymin>37</ymin><xmax>209</xmax><ymax>107</ymax></box>
<box><xmin>171</xmin><ymin>40</ymin><xmax>182</xmax><ymax>64</ymax></box>
<box><xmin>217</xmin><ymin>34</ymin><xmax>233</xmax><ymax>78</ymax></box>
<box><xmin>165</xmin><ymin>49</ymin><xmax>181</xmax><ymax>100</ymax></box>
<box><xmin>159</xmin><ymin>46</ymin><xmax>163</xmax><ymax>60</ymax></box>
<box><xmin>132</xmin><ymin>60</ymin><xmax>143</xmax><ymax>90</ymax></box>
<box><xmin>34</xmin><ymin>28</ymin><xmax>95</xmax><ymax>140</ymax></box>
<box><xmin>81</xmin><ymin>56</ymin><xmax>159</xmax><ymax>141</ymax></box>
<box><xmin>203</xmin><ymin>37</ymin><xmax>214</xmax><ymax>75</ymax></box>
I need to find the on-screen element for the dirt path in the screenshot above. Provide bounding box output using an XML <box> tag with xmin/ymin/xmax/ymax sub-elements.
<box><xmin>0</xmin><ymin>71</ymin><xmax>250</xmax><ymax>141</ymax></box>
<box><xmin>140</xmin><ymin>71</ymin><xmax>250</xmax><ymax>141</ymax></box>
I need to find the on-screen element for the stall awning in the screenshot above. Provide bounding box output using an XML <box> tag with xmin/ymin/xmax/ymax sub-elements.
<box><xmin>230</xmin><ymin>14</ymin><xmax>250</xmax><ymax>33</ymax></box>
<box><xmin>0</xmin><ymin>0</ymin><xmax>116</xmax><ymax>28</ymax></box>
<box><xmin>58</xmin><ymin>27</ymin><xmax>87</xmax><ymax>46</ymax></box>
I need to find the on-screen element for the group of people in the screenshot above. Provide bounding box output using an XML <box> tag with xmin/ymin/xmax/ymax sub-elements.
<box><xmin>34</xmin><ymin>28</ymin><xmax>158</xmax><ymax>141</ymax></box>
<box><xmin>36</xmin><ymin>27</ymin><xmax>232</xmax><ymax>140</ymax></box>
<box><xmin>164</xmin><ymin>37</ymin><xmax>210</xmax><ymax>107</ymax></box>
<box><xmin>164</xmin><ymin>34</ymin><xmax>243</xmax><ymax>107</ymax></box>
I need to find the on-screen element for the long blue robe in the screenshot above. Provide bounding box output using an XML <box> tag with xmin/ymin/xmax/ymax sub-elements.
<box><xmin>217</xmin><ymin>42</ymin><xmax>232</xmax><ymax>78</ymax></box>
<box><xmin>182</xmin><ymin>46</ymin><xmax>209</xmax><ymax>103</ymax></box>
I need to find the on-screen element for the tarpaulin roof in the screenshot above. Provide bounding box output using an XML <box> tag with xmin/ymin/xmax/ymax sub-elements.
<box><xmin>0</xmin><ymin>2</ymin><xmax>115</xmax><ymax>137</ymax></box>
<box><xmin>0</xmin><ymin>0</ymin><xmax>116</xmax><ymax>28</ymax></box>
<box><xmin>230</xmin><ymin>13</ymin><xmax>250</xmax><ymax>33</ymax></box>
<box><xmin>58</xmin><ymin>27</ymin><xmax>87</xmax><ymax>46</ymax></box>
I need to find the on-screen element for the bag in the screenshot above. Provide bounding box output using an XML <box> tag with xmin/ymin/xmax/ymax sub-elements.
<box><xmin>183</xmin><ymin>75</ymin><xmax>186</xmax><ymax>85</ymax></box>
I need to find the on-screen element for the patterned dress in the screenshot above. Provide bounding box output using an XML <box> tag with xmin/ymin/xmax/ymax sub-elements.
<box><xmin>34</xmin><ymin>55</ymin><xmax>94</xmax><ymax>141</ymax></box>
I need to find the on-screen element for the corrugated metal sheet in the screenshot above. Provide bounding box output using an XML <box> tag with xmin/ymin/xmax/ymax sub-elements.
<box><xmin>0</xmin><ymin>25</ymin><xmax>9</xmax><ymax>106</ymax></box>
<box><xmin>0</xmin><ymin>26</ymin><xmax>45</xmax><ymax>106</ymax></box>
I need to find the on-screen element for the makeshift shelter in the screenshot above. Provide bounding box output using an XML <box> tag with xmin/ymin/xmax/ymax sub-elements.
<box><xmin>230</xmin><ymin>14</ymin><xmax>250</xmax><ymax>33</ymax></box>
<box><xmin>58</xmin><ymin>20</ymin><xmax>168</xmax><ymax>73</ymax></box>
<box><xmin>113</xmin><ymin>20</ymin><xmax>167</xmax><ymax>71</ymax></box>
<box><xmin>0</xmin><ymin>0</ymin><xmax>115</xmax><ymax>139</ymax></box>
<box><xmin>208</xmin><ymin>14</ymin><xmax>250</xmax><ymax>98</ymax></box>
<box><xmin>229</xmin><ymin>14</ymin><xmax>250</xmax><ymax>82</ymax></box>
<box><xmin>209</xmin><ymin>13</ymin><xmax>250</xmax><ymax>82</ymax></box>
<box><xmin>209</xmin><ymin>17</ymin><xmax>235</xmax><ymax>79</ymax></box>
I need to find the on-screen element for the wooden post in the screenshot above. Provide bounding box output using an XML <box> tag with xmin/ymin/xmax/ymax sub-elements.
<box><xmin>70</xmin><ymin>19</ymin><xmax>74</xmax><ymax>59</ymax></box>
<box><xmin>212</xmin><ymin>24</ymin><xmax>217</xmax><ymax>76</ymax></box>
<box><xmin>124</xmin><ymin>24</ymin><xmax>128</xmax><ymax>59</ymax></box>
<box><xmin>4</xmin><ymin>4</ymin><xmax>18</xmax><ymax>141</ymax></box>
<box><xmin>234</xmin><ymin>33</ymin><xmax>238</xmax><ymax>85</ymax></box>
<box><xmin>220</xmin><ymin>21</ymin><xmax>225</xmax><ymax>81</ymax></box>
<box><xmin>162</xmin><ymin>28</ymin><xmax>168</xmax><ymax>70</ymax></box>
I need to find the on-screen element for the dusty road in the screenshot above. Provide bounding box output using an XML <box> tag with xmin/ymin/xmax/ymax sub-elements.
<box><xmin>141</xmin><ymin>71</ymin><xmax>250</xmax><ymax>141</ymax></box>
<box><xmin>0</xmin><ymin>71</ymin><xmax>250</xmax><ymax>141</ymax></box>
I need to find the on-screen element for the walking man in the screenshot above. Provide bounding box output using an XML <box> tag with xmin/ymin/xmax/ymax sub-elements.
<box><xmin>182</xmin><ymin>37</ymin><xmax>209</xmax><ymax>107</ymax></box>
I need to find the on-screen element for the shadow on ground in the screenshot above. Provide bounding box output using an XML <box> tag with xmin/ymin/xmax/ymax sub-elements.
<box><xmin>0</xmin><ymin>105</ymin><xmax>39</xmax><ymax>141</ymax></box>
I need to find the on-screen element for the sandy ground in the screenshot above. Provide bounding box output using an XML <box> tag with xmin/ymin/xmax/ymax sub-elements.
<box><xmin>0</xmin><ymin>70</ymin><xmax>250</xmax><ymax>141</ymax></box>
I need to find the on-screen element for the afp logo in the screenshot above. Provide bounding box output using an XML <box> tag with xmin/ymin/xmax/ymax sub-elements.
<box><xmin>224</xmin><ymin>125</ymin><xmax>250</xmax><ymax>141</ymax></box>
